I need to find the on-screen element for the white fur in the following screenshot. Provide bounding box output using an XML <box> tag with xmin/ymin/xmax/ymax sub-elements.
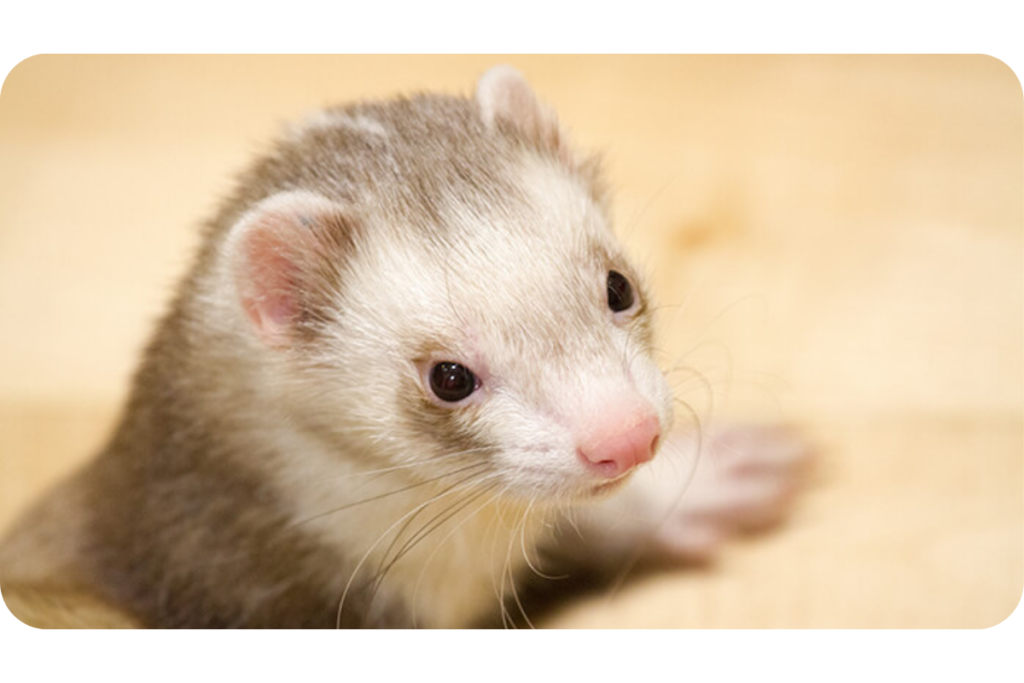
<box><xmin>287</xmin><ymin>110</ymin><xmax>388</xmax><ymax>140</ymax></box>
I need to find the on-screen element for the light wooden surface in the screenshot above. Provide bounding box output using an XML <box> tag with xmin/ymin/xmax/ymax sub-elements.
<box><xmin>0</xmin><ymin>55</ymin><xmax>1020</xmax><ymax>628</ymax></box>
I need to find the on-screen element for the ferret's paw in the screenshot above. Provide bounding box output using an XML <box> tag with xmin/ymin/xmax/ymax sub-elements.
<box><xmin>640</xmin><ymin>425</ymin><xmax>812</xmax><ymax>562</ymax></box>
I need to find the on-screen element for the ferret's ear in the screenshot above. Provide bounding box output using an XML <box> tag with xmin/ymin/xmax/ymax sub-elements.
<box><xmin>475</xmin><ymin>65</ymin><xmax>574</xmax><ymax>165</ymax></box>
<box><xmin>227</xmin><ymin>191</ymin><xmax>355</xmax><ymax>348</ymax></box>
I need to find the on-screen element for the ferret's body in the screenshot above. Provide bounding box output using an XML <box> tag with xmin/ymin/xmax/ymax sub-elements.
<box><xmin>0</xmin><ymin>69</ymin><xmax>806</xmax><ymax>628</ymax></box>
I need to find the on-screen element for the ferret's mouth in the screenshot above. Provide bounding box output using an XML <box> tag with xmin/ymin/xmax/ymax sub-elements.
<box><xmin>506</xmin><ymin>462</ymin><xmax>637</xmax><ymax>501</ymax></box>
<box><xmin>580</xmin><ymin>474</ymin><xmax>631</xmax><ymax>499</ymax></box>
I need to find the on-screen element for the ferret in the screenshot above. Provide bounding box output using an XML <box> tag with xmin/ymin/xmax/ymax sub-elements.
<box><xmin>0</xmin><ymin>66</ymin><xmax>807</xmax><ymax>629</ymax></box>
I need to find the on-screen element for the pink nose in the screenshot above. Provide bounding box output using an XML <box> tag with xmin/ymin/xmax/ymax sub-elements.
<box><xmin>577</xmin><ymin>414</ymin><xmax>661</xmax><ymax>479</ymax></box>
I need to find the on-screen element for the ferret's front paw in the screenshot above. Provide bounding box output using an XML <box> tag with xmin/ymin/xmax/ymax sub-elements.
<box><xmin>636</xmin><ymin>425</ymin><xmax>812</xmax><ymax>561</ymax></box>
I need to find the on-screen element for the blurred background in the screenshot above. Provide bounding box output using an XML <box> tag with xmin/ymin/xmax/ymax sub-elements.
<box><xmin>0</xmin><ymin>55</ymin><xmax>1020</xmax><ymax>627</ymax></box>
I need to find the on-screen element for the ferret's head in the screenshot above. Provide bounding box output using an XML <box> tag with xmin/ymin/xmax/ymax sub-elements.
<box><xmin>217</xmin><ymin>67</ymin><xmax>673</xmax><ymax>502</ymax></box>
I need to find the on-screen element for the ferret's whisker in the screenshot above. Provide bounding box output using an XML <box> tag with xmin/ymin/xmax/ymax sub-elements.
<box><xmin>375</xmin><ymin>478</ymin><xmax>503</xmax><ymax>582</ymax></box>
<box><xmin>664</xmin><ymin>337</ymin><xmax>736</xmax><ymax>377</ymax></box>
<box><xmin>505</xmin><ymin>505</ymin><xmax>535</xmax><ymax>629</ymax></box>
<box><xmin>410</xmin><ymin>484</ymin><xmax>511</xmax><ymax>628</ymax></box>
<box><xmin>335</xmin><ymin>469</ymin><xmax>495</xmax><ymax>628</ymax></box>
<box><xmin>292</xmin><ymin>461</ymin><xmax>490</xmax><ymax>528</ymax></box>
<box><xmin>520</xmin><ymin>498</ymin><xmax>564</xmax><ymax>581</ymax></box>
<box><xmin>368</xmin><ymin>479</ymin><xmax>504</xmax><ymax>615</ymax></box>
<box><xmin>324</xmin><ymin>446</ymin><xmax>495</xmax><ymax>485</ymax></box>
<box><xmin>665</xmin><ymin>364</ymin><xmax>717</xmax><ymax>421</ymax></box>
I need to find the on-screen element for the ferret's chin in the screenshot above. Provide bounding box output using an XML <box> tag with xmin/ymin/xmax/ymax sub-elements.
<box><xmin>537</xmin><ymin>473</ymin><xmax>634</xmax><ymax>504</ymax></box>
<box><xmin>574</xmin><ymin>474</ymin><xmax>632</xmax><ymax>501</ymax></box>
<box><xmin>498</xmin><ymin>469</ymin><xmax>632</xmax><ymax>504</ymax></box>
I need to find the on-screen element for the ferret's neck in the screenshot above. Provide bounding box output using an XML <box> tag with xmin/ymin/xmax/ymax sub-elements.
<box><xmin>247</xmin><ymin>417</ymin><xmax>549</xmax><ymax>628</ymax></box>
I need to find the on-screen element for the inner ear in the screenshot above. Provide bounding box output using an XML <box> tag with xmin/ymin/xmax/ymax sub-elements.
<box><xmin>228</xmin><ymin>191</ymin><xmax>355</xmax><ymax>348</ymax></box>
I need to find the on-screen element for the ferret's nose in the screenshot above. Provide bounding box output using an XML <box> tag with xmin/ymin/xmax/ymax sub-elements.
<box><xmin>577</xmin><ymin>414</ymin><xmax>661</xmax><ymax>479</ymax></box>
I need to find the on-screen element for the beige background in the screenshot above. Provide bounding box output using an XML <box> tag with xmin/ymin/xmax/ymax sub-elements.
<box><xmin>0</xmin><ymin>55</ymin><xmax>1020</xmax><ymax>627</ymax></box>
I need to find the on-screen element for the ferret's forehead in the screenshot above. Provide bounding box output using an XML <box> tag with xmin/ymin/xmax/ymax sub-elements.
<box><xmin>346</xmin><ymin>155</ymin><xmax>623</xmax><ymax>354</ymax></box>
<box><xmin>423</xmin><ymin>157</ymin><xmax>615</xmax><ymax>292</ymax></box>
<box><xmin>443</xmin><ymin>154</ymin><xmax>614</xmax><ymax>258</ymax></box>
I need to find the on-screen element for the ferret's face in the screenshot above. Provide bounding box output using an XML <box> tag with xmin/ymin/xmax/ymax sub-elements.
<box><xmin>225</xmin><ymin>73</ymin><xmax>674</xmax><ymax>504</ymax></box>
<box><xmin>240</xmin><ymin>153</ymin><xmax>674</xmax><ymax>503</ymax></box>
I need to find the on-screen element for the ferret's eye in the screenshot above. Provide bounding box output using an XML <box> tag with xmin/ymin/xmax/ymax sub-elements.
<box><xmin>607</xmin><ymin>270</ymin><xmax>635</xmax><ymax>312</ymax></box>
<box><xmin>429</xmin><ymin>362</ymin><xmax>478</xmax><ymax>403</ymax></box>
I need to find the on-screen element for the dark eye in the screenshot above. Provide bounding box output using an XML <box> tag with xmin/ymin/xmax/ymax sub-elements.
<box><xmin>606</xmin><ymin>270</ymin><xmax>635</xmax><ymax>312</ymax></box>
<box><xmin>429</xmin><ymin>362</ymin><xmax>478</xmax><ymax>402</ymax></box>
